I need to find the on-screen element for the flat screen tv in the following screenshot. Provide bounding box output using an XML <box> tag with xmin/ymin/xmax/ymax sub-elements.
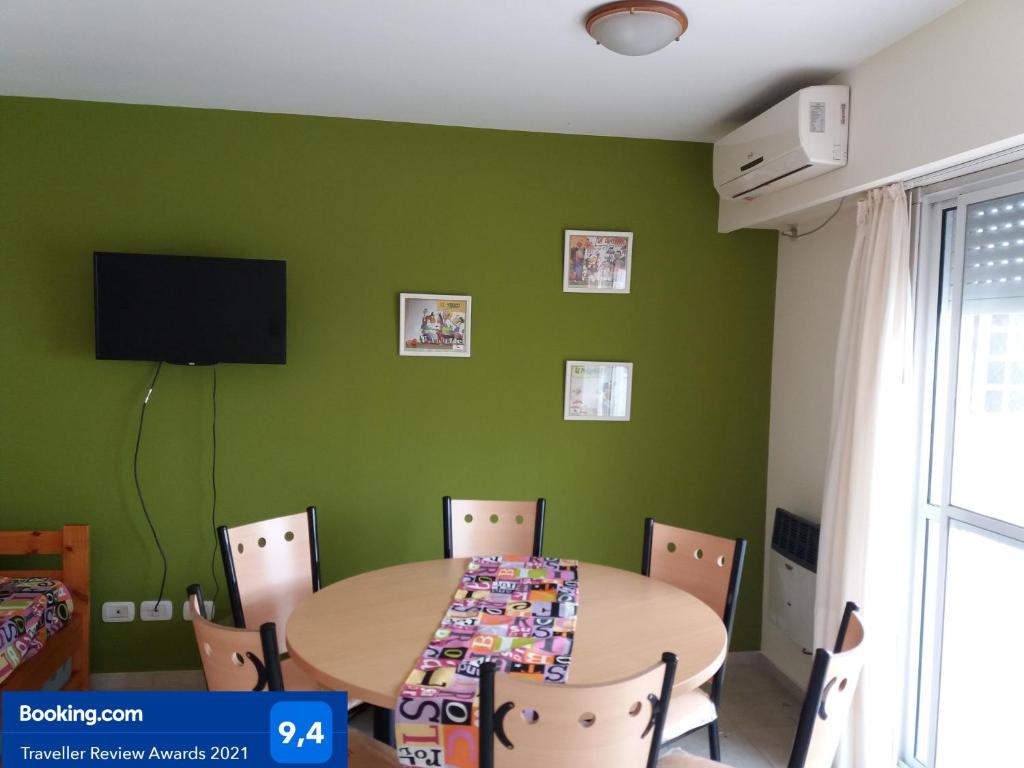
<box><xmin>94</xmin><ymin>252</ymin><xmax>286</xmax><ymax>365</ymax></box>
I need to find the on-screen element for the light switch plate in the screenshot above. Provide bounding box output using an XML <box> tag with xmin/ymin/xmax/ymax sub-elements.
<box><xmin>139</xmin><ymin>600</ymin><xmax>173</xmax><ymax>622</ymax></box>
<box><xmin>101</xmin><ymin>601</ymin><xmax>135</xmax><ymax>623</ymax></box>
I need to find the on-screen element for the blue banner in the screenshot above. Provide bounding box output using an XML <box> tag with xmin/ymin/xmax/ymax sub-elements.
<box><xmin>1</xmin><ymin>691</ymin><xmax>348</xmax><ymax>766</ymax></box>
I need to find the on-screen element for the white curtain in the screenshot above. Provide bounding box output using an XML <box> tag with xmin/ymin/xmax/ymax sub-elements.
<box><xmin>814</xmin><ymin>183</ymin><xmax>915</xmax><ymax>768</ymax></box>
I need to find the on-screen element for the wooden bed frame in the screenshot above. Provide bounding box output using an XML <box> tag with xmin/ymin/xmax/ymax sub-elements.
<box><xmin>0</xmin><ymin>525</ymin><xmax>90</xmax><ymax>692</ymax></box>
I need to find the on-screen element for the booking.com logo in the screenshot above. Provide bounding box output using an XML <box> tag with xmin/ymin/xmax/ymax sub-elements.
<box><xmin>19</xmin><ymin>705</ymin><xmax>143</xmax><ymax>727</ymax></box>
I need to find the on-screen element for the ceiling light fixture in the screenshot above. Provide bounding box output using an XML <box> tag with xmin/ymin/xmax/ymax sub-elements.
<box><xmin>586</xmin><ymin>1</ymin><xmax>689</xmax><ymax>57</ymax></box>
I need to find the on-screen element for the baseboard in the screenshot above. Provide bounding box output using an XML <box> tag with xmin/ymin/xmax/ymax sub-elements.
<box><xmin>90</xmin><ymin>670</ymin><xmax>205</xmax><ymax>691</ymax></box>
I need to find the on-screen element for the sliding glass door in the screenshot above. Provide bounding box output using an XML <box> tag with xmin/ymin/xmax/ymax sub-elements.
<box><xmin>907</xmin><ymin>176</ymin><xmax>1024</xmax><ymax>767</ymax></box>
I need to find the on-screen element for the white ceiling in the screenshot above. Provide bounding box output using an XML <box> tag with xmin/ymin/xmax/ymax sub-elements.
<box><xmin>0</xmin><ymin>0</ymin><xmax>964</xmax><ymax>142</ymax></box>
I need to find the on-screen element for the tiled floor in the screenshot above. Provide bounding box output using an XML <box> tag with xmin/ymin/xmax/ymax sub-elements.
<box><xmin>660</xmin><ymin>654</ymin><xmax>803</xmax><ymax>768</ymax></box>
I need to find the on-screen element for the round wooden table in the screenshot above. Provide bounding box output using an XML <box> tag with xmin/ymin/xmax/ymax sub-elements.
<box><xmin>287</xmin><ymin>558</ymin><xmax>726</xmax><ymax>708</ymax></box>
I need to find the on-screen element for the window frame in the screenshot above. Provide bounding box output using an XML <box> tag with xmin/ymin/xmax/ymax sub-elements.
<box><xmin>903</xmin><ymin>170</ymin><xmax>1024</xmax><ymax>768</ymax></box>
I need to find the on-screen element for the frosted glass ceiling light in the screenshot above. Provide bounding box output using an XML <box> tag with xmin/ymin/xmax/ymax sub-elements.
<box><xmin>586</xmin><ymin>1</ymin><xmax>689</xmax><ymax>56</ymax></box>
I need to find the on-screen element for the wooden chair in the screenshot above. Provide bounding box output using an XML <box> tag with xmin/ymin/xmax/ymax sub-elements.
<box><xmin>0</xmin><ymin>525</ymin><xmax>90</xmax><ymax>694</ymax></box>
<box><xmin>217</xmin><ymin>506</ymin><xmax>320</xmax><ymax>646</ymax></box>
<box><xmin>186</xmin><ymin>583</ymin><xmax>287</xmax><ymax>691</ymax></box>
<box><xmin>641</xmin><ymin>518</ymin><xmax>747</xmax><ymax>760</ymax></box>
<box><xmin>442</xmin><ymin>497</ymin><xmax>546</xmax><ymax>559</ymax></box>
<box><xmin>659</xmin><ymin>602</ymin><xmax>865</xmax><ymax>768</ymax></box>
<box><xmin>479</xmin><ymin>652</ymin><xmax>678</xmax><ymax>768</ymax></box>
<box><xmin>188</xmin><ymin>583</ymin><xmax>367</xmax><ymax>712</ymax></box>
<box><xmin>189</xmin><ymin>585</ymin><xmax>380</xmax><ymax>752</ymax></box>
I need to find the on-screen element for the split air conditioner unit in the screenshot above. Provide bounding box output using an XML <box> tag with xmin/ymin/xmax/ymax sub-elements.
<box><xmin>714</xmin><ymin>85</ymin><xmax>850</xmax><ymax>201</ymax></box>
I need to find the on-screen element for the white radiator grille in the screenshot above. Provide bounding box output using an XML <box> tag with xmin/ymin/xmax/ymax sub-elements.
<box><xmin>767</xmin><ymin>508</ymin><xmax>819</xmax><ymax>650</ymax></box>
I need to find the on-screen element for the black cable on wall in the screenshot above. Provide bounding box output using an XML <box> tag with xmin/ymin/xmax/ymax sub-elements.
<box><xmin>133</xmin><ymin>360</ymin><xmax>167</xmax><ymax>606</ymax></box>
<box><xmin>209</xmin><ymin>365</ymin><xmax>220</xmax><ymax>603</ymax></box>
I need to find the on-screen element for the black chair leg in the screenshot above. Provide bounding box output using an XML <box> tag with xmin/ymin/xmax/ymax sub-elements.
<box><xmin>373</xmin><ymin>706</ymin><xmax>394</xmax><ymax>746</ymax></box>
<box><xmin>708</xmin><ymin>720</ymin><xmax>721</xmax><ymax>761</ymax></box>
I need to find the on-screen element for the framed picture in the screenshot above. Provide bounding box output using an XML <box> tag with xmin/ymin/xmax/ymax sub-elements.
<box><xmin>563</xmin><ymin>230</ymin><xmax>633</xmax><ymax>293</ymax></box>
<box><xmin>399</xmin><ymin>293</ymin><xmax>471</xmax><ymax>357</ymax></box>
<box><xmin>563</xmin><ymin>361</ymin><xmax>633</xmax><ymax>421</ymax></box>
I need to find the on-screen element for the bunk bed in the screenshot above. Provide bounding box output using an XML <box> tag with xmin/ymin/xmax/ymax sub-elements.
<box><xmin>0</xmin><ymin>525</ymin><xmax>90</xmax><ymax>697</ymax></box>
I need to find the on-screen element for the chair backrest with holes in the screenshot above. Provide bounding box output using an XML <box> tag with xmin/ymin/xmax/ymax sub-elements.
<box><xmin>217</xmin><ymin>507</ymin><xmax>320</xmax><ymax>644</ymax></box>
<box><xmin>442</xmin><ymin>497</ymin><xmax>546</xmax><ymax>559</ymax></box>
<box><xmin>788</xmin><ymin>602</ymin><xmax>865</xmax><ymax>768</ymax></box>
<box><xmin>479</xmin><ymin>652</ymin><xmax>677</xmax><ymax>768</ymax></box>
<box><xmin>186</xmin><ymin>584</ymin><xmax>284</xmax><ymax>692</ymax></box>
<box><xmin>641</xmin><ymin>518</ymin><xmax>745</xmax><ymax>624</ymax></box>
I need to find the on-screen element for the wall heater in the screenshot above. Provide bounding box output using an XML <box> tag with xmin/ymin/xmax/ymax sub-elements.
<box><xmin>767</xmin><ymin>507</ymin><xmax>820</xmax><ymax>651</ymax></box>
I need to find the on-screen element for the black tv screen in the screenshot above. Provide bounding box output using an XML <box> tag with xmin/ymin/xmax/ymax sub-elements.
<box><xmin>94</xmin><ymin>252</ymin><xmax>286</xmax><ymax>365</ymax></box>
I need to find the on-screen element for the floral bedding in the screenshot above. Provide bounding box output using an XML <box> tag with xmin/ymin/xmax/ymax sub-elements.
<box><xmin>0</xmin><ymin>576</ymin><xmax>74</xmax><ymax>685</ymax></box>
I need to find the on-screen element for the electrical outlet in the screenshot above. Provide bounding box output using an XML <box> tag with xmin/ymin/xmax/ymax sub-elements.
<box><xmin>101</xmin><ymin>601</ymin><xmax>135</xmax><ymax>623</ymax></box>
<box><xmin>139</xmin><ymin>600</ymin><xmax>173</xmax><ymax>622</ymax></box>
<box><xmin>182</xmin><ymin>600</ymin><xmax>215</xmax><ymax>622</ymax></box>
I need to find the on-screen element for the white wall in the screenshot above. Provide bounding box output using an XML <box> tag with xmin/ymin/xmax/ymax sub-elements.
<box><xmin>763</xmin><ymin>204</ymin><xmax>856</xmax><ymax>686</ymax></box>
<box><xmin>720</xmin><ymin>0</ymin><xmax>1024</xmax><ymax>233</ymax></box>
<box><xmin>757</xmin><ymin>0</ymin><xmax>1024</xmax><ymax>686</ymax></box>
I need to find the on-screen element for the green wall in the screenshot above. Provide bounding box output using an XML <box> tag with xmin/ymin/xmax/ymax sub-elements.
<box><xmin>0</xmin><ymin>96</ymin><xmax>776</xmax><ymax>673</ymax></box>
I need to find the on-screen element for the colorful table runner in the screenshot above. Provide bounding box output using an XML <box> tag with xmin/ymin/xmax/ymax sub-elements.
<box><xmin>395</xmin><ymin>555</ymin><xmax>580</xmax><ymax>767</ymax></box>
<box><xmin>0</xmin><ymin>576</ymin><xmax>74</xmax><ymax>684</ymax></box>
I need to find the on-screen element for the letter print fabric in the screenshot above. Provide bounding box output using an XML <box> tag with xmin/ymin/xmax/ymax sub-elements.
<box><xmin>395</xmin><ymin>556</ymin><xmax>579</xmax><ymax>767</ymax></box>
<box><xmin>0</xmin><ymin>577</ymin><xmax>75</xmax><ymax>684</ymax></box>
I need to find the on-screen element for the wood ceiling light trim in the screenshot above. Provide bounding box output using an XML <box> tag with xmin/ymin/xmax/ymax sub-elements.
<box><xmin>585</xmin><ymin>1</ymin><xmax>689</xmax><ymax>39</ymax></box>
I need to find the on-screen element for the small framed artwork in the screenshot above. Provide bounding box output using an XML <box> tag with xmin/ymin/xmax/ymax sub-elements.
<box><xmin>399</xmin><ymin>293</ymin><xmax>471</xmax><ymax>357</ymax></box>
<box><xmin>563</xmin><ymin>230</ymin><xmax>633</xmax><ymax>293</ymax></box>
<box><xmin>563</xmin><ymin>361</ymin><xmax>633</xmax><ymax>421</ymax></box>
